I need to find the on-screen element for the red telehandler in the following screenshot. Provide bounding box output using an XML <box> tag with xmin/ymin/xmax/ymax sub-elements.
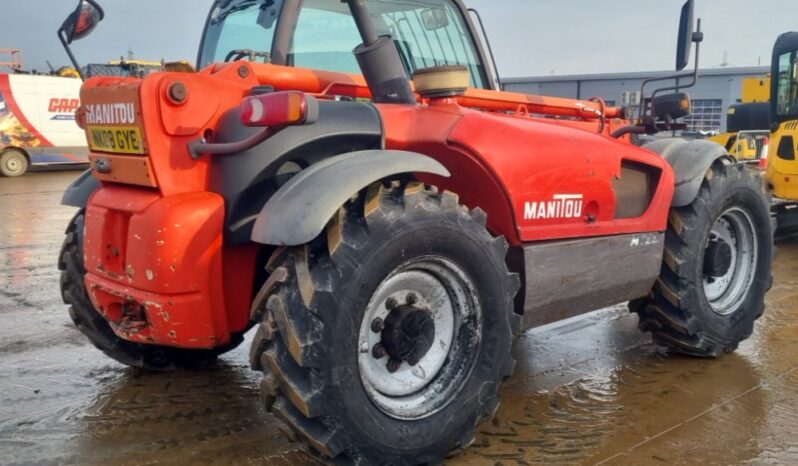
<box><xmin>57</xmin><ymin>0</ymin><xmax>773</xmax><ymax>464</ymax></box>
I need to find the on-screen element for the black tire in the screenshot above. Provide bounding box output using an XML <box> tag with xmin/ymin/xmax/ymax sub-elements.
<box><xmin>0</xmin><ymin>149</ymin><xmax>29</xmax><ymax>177</ymax></box>
<box><xmin>631</xmin><ymin>162</ymin><xmax>773</xmax><ymax>357</ymax></box>
<box><xmin>58</xmin><ymin>210</ymin><xmax>244</xmax><ymax>371</ymax></box>
<box><xmin>250</xmin><ymin>182</ymin><xmax>521</xmax><ymax>465</ymax></box>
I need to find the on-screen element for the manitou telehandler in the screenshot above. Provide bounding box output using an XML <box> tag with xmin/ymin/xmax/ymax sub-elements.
<box><xmin>57</xmin><ymin>0</ymin><xmax>773</xmax><ymax>464</ymax></box>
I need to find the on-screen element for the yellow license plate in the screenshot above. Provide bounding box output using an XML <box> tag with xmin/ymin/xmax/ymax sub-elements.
<box><xmin>87</xmin><ymin>126</ymin><xmax>146</xmax><ymax>155</ymax></box>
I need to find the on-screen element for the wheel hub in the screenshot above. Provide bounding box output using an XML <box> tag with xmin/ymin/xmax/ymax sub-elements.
<box><xmin>704</xmin><ymin>236</ymin><xmax>733</xmax><ymax>278</ymax></box>
<box><xmin>702</xmin><ymin>207</ymin><xmax>759</xmax><ymax>316</ymax></box>
<box><xmin>380</xmin><ymin>303</ymin><xmax>436</xmax><ymax>368</ymax></box>
<box><xmin>357</xmin><ymin>256</ymin><xmax>481</xmax><ymax>420</ymax></box>
<box><xmin>6</xmin><ymin>158</ymin><xmax>20</xmax><ymax>171</ymax></box>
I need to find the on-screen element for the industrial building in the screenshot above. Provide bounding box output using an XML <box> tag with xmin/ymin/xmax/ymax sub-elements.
<box><xmin>503</xmin><ymin>66</ymin><xmax>770</xmax><ymax>133</ymax></box>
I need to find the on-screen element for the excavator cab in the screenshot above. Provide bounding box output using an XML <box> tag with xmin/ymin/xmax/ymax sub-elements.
<box><xmin>766</xmin><ymin>32</ymin><xmax>798</xmax><ymax>199</ymax></box>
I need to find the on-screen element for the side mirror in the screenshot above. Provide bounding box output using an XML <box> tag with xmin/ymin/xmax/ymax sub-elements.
<box><xmin>652</xmin><ymin>93</ymin><xmax>692</xmax><ymax>121</ymax></box>
<box><xmin>59</xmin><ymin>0</ymin><xmax>104</xmax><ymax>44</ymax></box>
<box><xmin>675</xmin><ymin>0</ymin><xmax>695</xmax><ymax>71</ymax></box>
<box><xmin>421</xmin><ymin>8</ymin><xmax>449</xmax><ymax>31</ymax></box>
<box><xmin>257</xmin><ymin>0</ymin><xmax>281</xmax><ymax>30</ymax></box>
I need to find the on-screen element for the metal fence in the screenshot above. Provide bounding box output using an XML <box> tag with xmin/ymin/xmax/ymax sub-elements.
<box><xmin>731</xmin><ymin>130</ymin><xmax>771</xmax><ymax>161</ymax></box>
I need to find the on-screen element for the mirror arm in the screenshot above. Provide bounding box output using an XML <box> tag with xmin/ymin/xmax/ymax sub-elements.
<box><xmin>650</xmin><ymin>39</ymin><xmax>701</xmax><ymax>101</ymax></box>
<box><xmin>468</xmin><ymin>8</ymin><xmax>502</xmax><ymax>90</ymax></box>
<box><xmin>58</xmin><ymin>28</ymin><xmax>85</xmax><ymax>81</ymax></box>
<box><xmin>637</xmin><ymin>18</ymin><xmax>702</xmax><ymax>123</ymax></box>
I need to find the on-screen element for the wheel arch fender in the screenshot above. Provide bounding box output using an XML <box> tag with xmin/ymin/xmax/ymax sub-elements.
<box><xmin>251</xmin><ymin>150</ymin><xmax>451</xmax><ymax>246</ymax></box>
<box><xmin>644</xmin><ymin>138</ymin><xmax>733</xmax><ymax>207</ymax></box>
<box><xmin>2</xmin><ymin>145</ymin><xmax>31</xmax><ymax>162</ymax></box>
<box><xmin>61</xmin><ymin>169</ymin><xmax>101</xmax><ymax>208</ymax></box>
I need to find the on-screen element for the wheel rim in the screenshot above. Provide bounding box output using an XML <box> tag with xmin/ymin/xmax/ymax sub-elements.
<box><xmin>703</xmin><ymin>207</ymin><xmax>758</xmax><ymax>315</ymax></box>
<box><xmin>358</xmin><ymin>256</ymin><xmax>481</xmax><ymax>420</ymax></box>
<box><xmin>4</xmin><ymin>154</ymin><xmax>23</xmax><ymax>174</ymax></box>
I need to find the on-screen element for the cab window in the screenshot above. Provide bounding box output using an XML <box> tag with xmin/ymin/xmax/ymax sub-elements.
<box><xmin>776</xmin><ymin>51</ymin><xmax>798</xmax><ymax>117</ymax></box>
<box><xmin>199</xmin><ymin>0</ymin><xmax>489</xmax><ymax>89</ymax></box>
<box><xmin>199</xmin><ymin>0</ymin><xmax>283</xmax><ymax>68</ymax></box>
<box><xmin>289</xmin><ymin>5</ymin><xmax>361</xmax><ymax>73</ymax></box>
<box><xmin>290</xmin><ymin>0</ymin><xmax>488</xmax><ymax>88</ymax></box>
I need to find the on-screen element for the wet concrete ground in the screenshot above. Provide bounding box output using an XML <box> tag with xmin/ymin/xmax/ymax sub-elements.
<box><xmin>1</xmin><ymin>171</ymin><xmax>797</xmax><ymax>466</ymax></box>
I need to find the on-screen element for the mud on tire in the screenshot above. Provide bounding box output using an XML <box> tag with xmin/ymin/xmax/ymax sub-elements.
<box><xmin>631</xmin><ymin>162</ymin><xmax>773</xmax><ymax>357</ymax></box>
<box><xmin>58</xmin><ymin>210</ymin><xmax>244</xmax><ymax>371</ymax></box>
<box><xmin>249</xmin><ymin>182</ymin><xmax>521</xmax><ymax>465</ymax></box>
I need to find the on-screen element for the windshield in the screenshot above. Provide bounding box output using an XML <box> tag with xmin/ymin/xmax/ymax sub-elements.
<box><xmin>776</xmin><ymin>50</ymin><xmax>798</xmax><ymax>119</ymax></box>
<box><xmin>199</xmin><ymin>0</ymin><xmax>282</xmax><ymax>67</ymax></box>
<box><xmin>199</xmin><ymin>0</ymin><xmax>488</xmax><ymax>89</ymax></box>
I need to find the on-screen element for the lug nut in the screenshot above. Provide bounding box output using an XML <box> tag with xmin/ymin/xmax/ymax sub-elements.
<box><xmin>406</xmin><ymin>293</ymin><xmax>418</xmax><ymax>305</ymax></box>
<box><xmin>372</xmin><ymin>343</ymin><xmax>387</xmax><ymax>359</ymax></box>
<box><xmin>386</xmin><ymin>298</ymin><xmax>398</xmax><ymax>310</ymax></box>
<box><xmin>371</xmin><ymin>317</ymin><xmax>384</xmax><ymax>333</ymax></box>
<box><xmin>387</xmin><ymin>359</ymin><xmax>402</xmax><ymax>373</ymax></box>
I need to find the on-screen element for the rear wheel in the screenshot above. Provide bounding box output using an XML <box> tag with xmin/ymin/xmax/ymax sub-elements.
<box><xmin>59</xmin><ymin>210</ymin><xmax>244</xmax><ymax>370</ymax></box>
<box><xmin>632</xmin><ymin>162</ymin><xmax>773</xmax><ymax>357</ymax></box>
<box><xmin>250</xmin><ymin>182</ymin><xmax>520</xmax><ymax>465</ymax></box>
<box><xmin>0</xmin><ymin>149</ymin><xmax>29</xmax><ymax>177</ymax></box>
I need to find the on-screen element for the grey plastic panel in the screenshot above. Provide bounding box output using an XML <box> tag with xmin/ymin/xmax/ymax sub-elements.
<box><xmin>251</xmin><ymin>150</ymin><xmax>450</xmax><ymax>246</ymax></box>
<box><xmin>61</xmin><ymin>169</ymin><xmax>100</xmax><ymax>208</ymax></box>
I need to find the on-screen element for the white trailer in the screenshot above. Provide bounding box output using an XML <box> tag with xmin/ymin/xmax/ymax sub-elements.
<box><xmin>0</xmin><ymin>73</ymin><xmax>87</xmax><ymax>176</ymax></box>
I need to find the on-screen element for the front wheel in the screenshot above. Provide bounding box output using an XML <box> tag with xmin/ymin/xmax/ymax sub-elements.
<box><xmin>250</xmin><ymin>182</ymin><xmax>520</xmax><ymax>465</ymax></box>
<box><xmin>632</xmin><ymin>162</ymin><xmax>773</xmax><ymax>357</ymax></box>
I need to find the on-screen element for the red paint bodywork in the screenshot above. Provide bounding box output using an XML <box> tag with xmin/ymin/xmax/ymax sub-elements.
<box><xmin>77</xmin><ymin>62</ymin><xmax>673</xmax><ymax>349</ymax></box>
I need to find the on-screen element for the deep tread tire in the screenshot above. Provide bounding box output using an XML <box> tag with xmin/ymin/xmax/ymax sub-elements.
<box><xmin>58</xmin><ymin>210</ymin><xmax>244</xmax><ymax>371</ymax></box>
<box><xmin>0</xmin><ymin>149</ymin><xmax>29</xmax><ymax>177</ymax></box>
<box><xmin>250</xmin><ymin>182</ymin><xmax>521</xmax><ymax>465</ymax></box>
<box><xmin>632</xmin><ymin>162</ymin><xmax>773</xmax><ymax>357</ymax></box>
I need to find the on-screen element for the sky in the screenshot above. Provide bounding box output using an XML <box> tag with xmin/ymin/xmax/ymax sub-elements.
<box><xmin>0</xmin><ymin>0</ymin><xmax>795</xmax><ymax>79</ymax></box>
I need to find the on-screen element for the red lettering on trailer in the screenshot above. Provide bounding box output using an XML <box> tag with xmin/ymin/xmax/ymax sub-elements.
<box><xmin>48</xmin><ymin>98</ymin><xmax>80</xmax><ymax>113</ymax></box>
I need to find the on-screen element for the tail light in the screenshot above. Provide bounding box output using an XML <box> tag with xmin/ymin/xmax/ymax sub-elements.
<box><xmin>240</xmin><ymin>91</ymin><xmax>318</xmax><ymax>127</ymax></box>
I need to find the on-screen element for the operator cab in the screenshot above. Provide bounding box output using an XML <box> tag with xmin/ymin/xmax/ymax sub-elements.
<box><xmin>772</xmin><ymin>32</ymin><xmax>798</xmax><ymax>125</ymax></box>
<box><xmin>197</xmin><ymin>0</ymin><xmax>495</xmax><ymax>90</ymax></box>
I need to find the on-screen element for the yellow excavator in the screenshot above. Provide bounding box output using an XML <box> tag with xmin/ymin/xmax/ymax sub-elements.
<box><xmin>764</xmin><ymin>32</ymin><xmax>798</xmax><ymax>237</ymax></box>
<box><xmin>766</xmin><ymin>32</ymin><xmax>798</xmax><ymax>199</ymax></box>
<box><xmin>704</xmin><ymin>33</ymin><xmax>798</xmax><ymax>236</ymax></box>
<box><xmin>709</xmin><ymin>77</ymin><xmax>771</xmax><ymax>161</ymax></box>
